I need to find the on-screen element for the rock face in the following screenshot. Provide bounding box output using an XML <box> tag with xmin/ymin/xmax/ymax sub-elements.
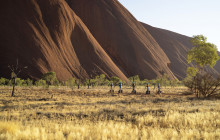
<box><xmin>141</xmin><ymin>23</ymin><xmax>220</xmax><ymax>79</ymax></box>
<box><xmin>2</xmin><ymin>0</ymin><xmax>218</xmax><ymax>81</ymax></box>
<box><xmin>0</xmin><ymin>0</ymin><xmax>128</xmax><ymax>81</ymax></box>
<box><xmin>67</xmin><ymin>0</ymin><xmax>176</xmax><ymax>80</ymax></box>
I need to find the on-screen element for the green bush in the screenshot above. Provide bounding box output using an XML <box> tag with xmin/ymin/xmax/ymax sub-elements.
<box><xmin>35</xmin><ymin>79</ymin><xmax>47</xmax><ymax>87</ymax></box>
<box><xmin>0</xmin><ymin>77</ymin><xmax>34</xmax><ymax>87</ymax></box>
<box><xmin>110</xmin><ymin>76</ymin><xmax>121</xmax><ymax>86</ymax></box>
<box><xmin>139</xmin><ymin>79</ymin><xmax>149</xmax><ymax>86</ymax></box>
<box><xmin>84</xmin><ymin>79</ymin><xmax>91</xmax><ymax>86</ymax></box>
<box><xmin>24</xmin><ymin>78</ymin><xmax>33</xmax><ymax>86</ymax></box>
<box><xmin>66</xmin><ymin>78</ymin><xmax>76</xmax><ymax>87</ymax></box>
<box><xmin>53</xmin><ymin>79</ymin><xmax>60</xmax><ymax>86</ymax></box>
<box><xmin>155</xmin><ymin>74</ymin><xmax>169</xmax><ymax>87</ymax></box>
<box><xmin>129</xmin><ymin>75</ymin><xmax>141</xmax><ymax>85</ymax></box>
<box><xmin>169</xmin><ymin>80</ymin><xmax>178</xmax><ymax>87</ymax></box>
<box><xmin>0</xmin><ymin>74</ymin><xmax>184</xmax><ymax>88</ymax></box>
<box><xmin>42</xmin><ymin>72</ymin><xmax>57</xmax><ymax>86</ymax></box>
<box><xmin>15</xmin><ymin>78</ymin><xmax>25</xmax><ymax>86</ymax></box>
<box><xmin>0</xmin><ymin>77</ymin><xmax>7</xmax><ymax>85</ymax></box>
<box><xmin>90</xmin><ymin>78</ymin><xmax>98</xmax><ymax>87</ymax></box>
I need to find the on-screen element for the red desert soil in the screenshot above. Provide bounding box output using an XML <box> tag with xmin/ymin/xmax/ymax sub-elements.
<box><xmin>0</xmin><ymin>0</ymin><xmax>127</xmax><ymax>81</ymax></box>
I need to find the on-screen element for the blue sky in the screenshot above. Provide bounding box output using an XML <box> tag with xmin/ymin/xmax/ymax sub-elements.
<box><xmin>118</xmin><ymin>0</ymin><xmax>220</xmax><ymax>50</ymax></box>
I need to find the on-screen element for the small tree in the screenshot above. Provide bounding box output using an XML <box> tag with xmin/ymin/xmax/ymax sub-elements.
<box><xmin>170</xmin><ymin>80</ymin><xmax>178</xmax><ymax>88</ymax></box>
<box><xmin>25</xmin><ymin>78</ymin><xmax>33</xmax><ymax>87</ymax></box>
<box><xmin>185</xmin><ymin>35</ymin><xmax>220</xmax><ymax>97</ymax></box>
<box><xmin>140</xmin><ymin>79</ymin><xmax>150</xmax><ymax>87</ymax></box>
<box><xmin>15</xmin><ymin>78</ymin><xmax>25</xmax><ymax>86</ymax></box>
<box><xmin>188</xmin><ymin>35</ymin><xmax>219</xmax><ymax>70</ymax></box>
<box><xmin>0</xmin><ymin>77</ymin><xmax>7</xmax><ymax>85</ymax></box>
<box><xmin>183</xmin><ymin>67</ymin><xmax>198</xmax><ymax>92</ymax></box>
<box><xmin>96</xmin><ymin>74</ymin><xmax>110</xmax><ymax>86</ymax></box>
<box><xmin>35</xmin><ymin>79</ymin><xmax>47</xmax><ymax>87</ymax></box>
<box><xmin>42</xmin><ymin>72</ymin><xmax>57</xmax><ymax>86</ymax></box>
<box><xmin>149</xmin><ymin>79</ymin><xmax>157</xmax><ymax>89</ymax></box>
<box><xmin>66</xmin><ymin>78</ymin><xmax>76</xmax><ymax>90</ymax></box>
<box><xmin>87</xmin><ymin>69</ymin><xmax>98</xmax><ymax>89</ymax></box>
<box><xmin>157</xmin><ymin>74</ymin><xmax>169</xmax><ymax>88</ymax></box>
<box><xmin>129</xmin><ymin>75</ymin><xmax>141</xmax><ymax>86</ymax></box>
<box><xmin>74</xmin><ymin>65</ymin><xmax>85</xmax><ymax>89</ymax></box>
<box><xmin>110</xmin><ymin>76</ymin><xmax>121</xmax><ymax>86</ymax></box>
<box><xmin>8</xmin><ymin>59</ymin><xmax>27</xmax><ymax>96</ymax></box>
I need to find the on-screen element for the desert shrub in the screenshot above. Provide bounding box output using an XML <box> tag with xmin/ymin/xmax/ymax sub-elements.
<box><xmin>184</xmin><ymin>72</ymin><xmax>219</xmax><ymax>98</ymax></box>
<box><xmin>0</xmin><ymin>77</ymin><xmax>8</xmax><ymax>85</ymax></box>
<box><xmin>90</xmin><ymin>78</ymin><xmax>98</xmax><ymax>87</ymax></box>
<box><xmin>66</xmin><ymin>78</ymin><xmax>76</xmax><ymax>88</ymax></box>
<box><xmin>169</xmin><ymin>80</ymin><xmax>178</xmax><ymax>87</ymax></box>
<box><xmin>53</xmin><ymin>79</ymin><xmax>60</xmax><ymax>86</ymax></box>
<box><xmin>177</xmin><ymin>81</ymin><xmax>184</xmax><ymax>86</ymax></box>
<box><xmin>94</xmin><ymin>74</ymin><xmax>110</xmax><ymax>86</ymax></box>
<box><xmin>35</xmin><ymin>79</ymin><xmax>47</xmax><ymax>87</ymax></box>
<box><xmin>184</xmin><ymin>72</ymin><xmax>220</xmax><ymax>98</ymax></box>
<box><xmin>89</xmin><ymin>74</ymin><xmax>110</xmax><ymax>86</ymax></box>
<box><xmin>183</xmin><ymin>76</ymin><xmax>195</xmax><ymax>92</ymax></box>
<box><xmin>24</xmin><ymin>78</ymin><xmax>33</xmax><ymax>86</ymax></box>
<box><xmin>156</xmin><ymin>74</ymin><xmax>170</xmax><ymax>87</ymax></box>
<box><xmin>129</xmin><ymin>75</ymin><xmax>141</xmax><ymax>85</ymax></box>
<box><xmin>84</xmin><ymin>78</ymin><xmax>95</xmax><ymax>88</ymax></box>
<box><xmin>61</xmin><ymin>81</ymin><xmax>68</xmax><ymax>86</ymax></box>
<box><xmin>4</xmin><ymin>79</ymin><xmax>10</xmax><ymax>85</ymax></box>
<box><xmin>110</xmin><ymin>76</ymin><xmax>121</xmax><ymax>86</ymax></box>
<box><xmin>84</xmin><ymin>79</ymin><xmax>90</xmax><ymax>87</ymax></box>
<box><xmin>42</xmin><ymin>72</ymin><xmax>57</xmax><ymax>86</ymax></box>
<box><xmin>15</xmin><ymin>78</ymin><xmax>25</xmax><ymax>86</ymax></box>
<box><xmin>0</xmin><ymin>77</ymin><xmax>34</xmax><ymax>87</ymax></box>
<box><xmin>76</xmin><ymin>79</ymin><xmax>81</xmax><ymax>89</ymax></box>
<box><xmin>149</xmin><ymin>79</ymin><xmax>157</xmax><ymax>89</ymax></box>
<box><xmin>198</xmin><ymin>74</ymin><xmax>220</xmax><ymax>97</ymax></box>
<box><xmin>7</xmin><ymin>80</ymin><xmax>13</xmax><ymax>86</ymax></box>
<box><xmin>137</xmin><ymin>79</ymin><xmax>149</xmax><ymax>86</ymax></box>
<box><xmin>183</xmin><ymin>67</ymin><xmax>197</xmax><ymax>89</ymax></box>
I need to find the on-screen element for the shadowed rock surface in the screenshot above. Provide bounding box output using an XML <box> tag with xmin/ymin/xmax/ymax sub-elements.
<box><xmin>68</xmin><ymin>0</ymin><xmax>176</xmax><ymax>80</ymax></box>
<box><xmin>0</xmin><ymin>0</ymin><xmax>128</xmax><ymax>81</ymax></box>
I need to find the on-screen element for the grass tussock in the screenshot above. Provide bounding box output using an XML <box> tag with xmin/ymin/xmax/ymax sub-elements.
<box><xmin>0</xmin><ymin>86</ymin><xmax>220</xmax><ymax>139</ymax></box>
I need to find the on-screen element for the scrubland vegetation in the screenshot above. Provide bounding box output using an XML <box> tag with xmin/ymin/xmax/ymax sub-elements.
<box><xmin>0</xmin><ymin>73</ymin><xmax>180</xmax><ymax>89</ymax></box>
<box><xmin>0</xmin><ymin>85</ymin><xmax>220</xmax><ymax>140</ymax></box>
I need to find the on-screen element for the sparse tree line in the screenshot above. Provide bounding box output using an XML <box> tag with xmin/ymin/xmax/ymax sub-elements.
<box><xmin>1</xmin><ymin>35</ymin><xmax>220</xmax><ymax>98</ymax></box>
<box><xmin>0</xmin><ymin>72</ymin><xmax>181</xmax><ymax>88</ymax></box>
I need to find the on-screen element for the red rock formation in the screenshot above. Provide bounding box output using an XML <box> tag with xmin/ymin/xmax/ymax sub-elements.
<box><xmin>0</xmin><ymin>0</ymin><xmax>128</xmax><ymax>81</ymax></box>
<box><xmin>68</xmin><ymin>0</ymin><xmax>176</xmax><ymax>80</ymax></box>
<box><xmin>5</xmin><ymin>0</ymin><xmax>216</xmax><ymax>81</ymax></box>
<box><xmin>141</xmin><ymin>23</ymin><xmax>220</xmax><ymax>79</ymax></box>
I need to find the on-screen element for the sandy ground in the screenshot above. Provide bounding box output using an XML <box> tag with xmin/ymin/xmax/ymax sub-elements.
<box><xmin>0</xmin><ymin>86</ymin><xmax>219</xmax><ymax>139</ymax></box>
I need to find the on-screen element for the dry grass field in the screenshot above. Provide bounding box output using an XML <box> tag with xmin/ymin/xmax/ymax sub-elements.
<box><xmin>0</xmin><ymin>86</ymin><xmax>220</xmax><ymax>140</ymax></box>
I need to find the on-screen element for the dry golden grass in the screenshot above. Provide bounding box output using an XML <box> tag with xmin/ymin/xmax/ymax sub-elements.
<box><xmin>0</xmin><ymin>86</ymin><xmax>220</xmax><ymax>140</ymax></box>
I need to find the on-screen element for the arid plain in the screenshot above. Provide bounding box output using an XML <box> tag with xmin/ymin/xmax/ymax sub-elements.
<box><xmin>0</xmin><ymin>86</ymin><xmax>219</xmax><ymax>140</ymax></box>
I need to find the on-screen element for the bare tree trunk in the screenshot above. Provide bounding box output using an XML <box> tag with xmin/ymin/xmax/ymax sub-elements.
<box><xmin>88</xmin><ymin>79</ymin><xmax>90</xmax><ymax>89</ymax></box>
<box><xmin>8</xmin><ymin>59</ymin><xmax>27</xmax><ymax>97</ymax></box>
<box><xmin>195</xmin><ymin>76</ymin><xmax>199</xmax><ymax>98</ymax></box>
<box><xmin>11</xmin><ymin>78</ymin><xmax>16</xmax><ymax>97</ymax></box>
<box><xmin>78</xmin><ymin>79</ymin><xmax>80</xmax><ymax>89</ymax></box>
